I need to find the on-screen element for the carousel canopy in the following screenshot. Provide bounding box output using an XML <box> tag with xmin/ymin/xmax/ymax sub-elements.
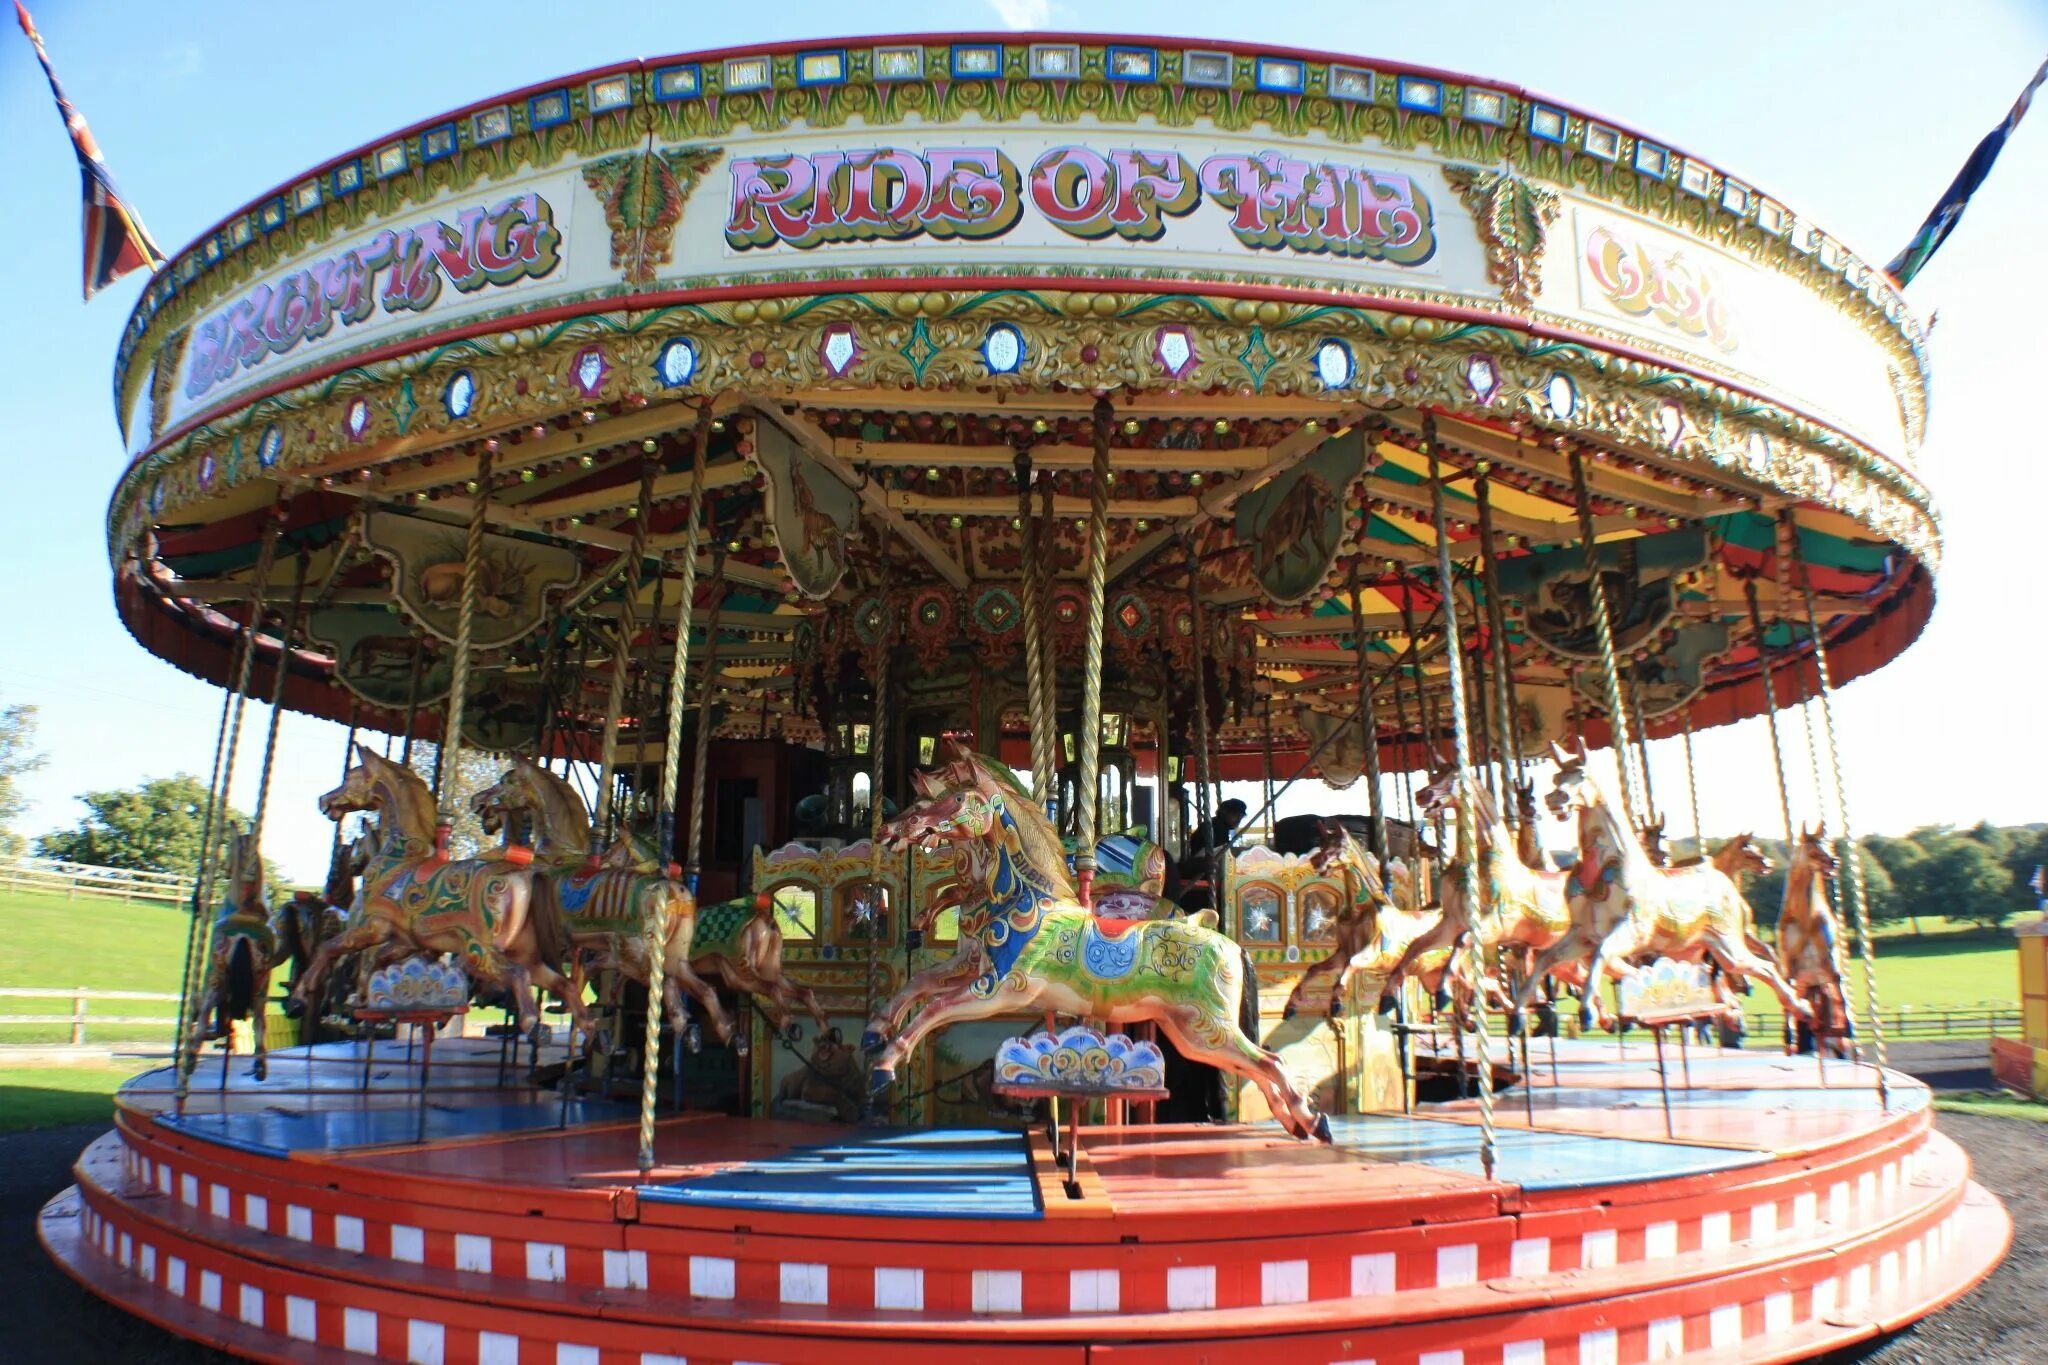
<box><xmin>105</xmin><ymin>34</ymin><xmax>1936</xmax><ymax>780</ymax></box>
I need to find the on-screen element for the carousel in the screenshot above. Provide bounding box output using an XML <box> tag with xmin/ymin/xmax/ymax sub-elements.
<box><xmin>41</xmin><ymin>33</ymin><xmax>2008</xmax><ymax>1364</ymax></box>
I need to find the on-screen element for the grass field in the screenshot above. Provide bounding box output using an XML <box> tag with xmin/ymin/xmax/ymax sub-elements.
<box><xmin>0</xmin><ymin>1062</ymin><xmax>156</xmax><ymax>1133</ymax></box>
<box><xmin>1934</xmin><ymin>1091</ymin><xmax>2048</xmax><ymax>1123</ymax></box>
<box><xmin>0</xmin><ymin>887</ymin><xmax>189</xmax><ymax>1043</ymax></box>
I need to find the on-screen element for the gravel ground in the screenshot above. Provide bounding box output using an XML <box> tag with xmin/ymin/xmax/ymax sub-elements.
<box><xmin>3</xmin><ymin>1121</ymin><xmax>228</xmax><ymax>1363</ymax></box>
<box><xmin>4</xmin><ymin>1042</ymin><xmax>2038</xmax><ymax>1361</ymax></box>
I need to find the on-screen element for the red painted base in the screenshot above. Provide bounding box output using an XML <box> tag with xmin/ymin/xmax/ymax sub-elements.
<box><xmin>40</xmin><ymin>1041</ymin><xmax>2010</xmax><ymax>1364</ymax></box>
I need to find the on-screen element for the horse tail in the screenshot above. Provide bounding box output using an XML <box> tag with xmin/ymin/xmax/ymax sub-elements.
<box><xmin>1237</xmin><ymin>944</ymin><xmax>1264</xmax><ymax>1047</ymax></box>
<box><xmin>226</xmin><ymin>938</ymin><xmax>256</xmax><ymax>1021</ymax></box>
<box><xmin>529</xmin><ymin>875</ymin><xmax>573</xmax><ymax>969</ymax></box>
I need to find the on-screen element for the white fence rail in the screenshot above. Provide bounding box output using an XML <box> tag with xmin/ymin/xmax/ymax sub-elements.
<box><xmin>0</xmin><ymin>857</ymin><xmax>193</xmax><ymax>905</ymax></box>
<box><xmin>0</xmin><ymin>987</ymin><xmax>182</xmax><ymax>1043</ymax></box>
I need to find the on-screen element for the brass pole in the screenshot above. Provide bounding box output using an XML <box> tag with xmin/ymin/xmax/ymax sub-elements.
<box><xmin>1424</xmin><ymin>415</ymin><xmax>1496</xmax><ymax>1180</ymax></box>
<box><xmin>1017</xmin><ymin>450</ymin><xmax>1055</xmax><ymax>807</ymax></box>
<box><xmin>437</xmin><ymin>445</ymin><xmax>496</xmax><ymax>822</ymax></box>
<box><xmin>1073</xmin><ymin>400</ymin><xmax>1114</xmax><ymax>905</ymax></box>
<box><xmin>1345</xmin><ymin>558</ymin><xmax>1389</xmax><ymax>859</ymax></box>
<box><xmin>1566</xmin><ymin>448</ymin><xmax>1642</xmax><ymax>824</ymax></box>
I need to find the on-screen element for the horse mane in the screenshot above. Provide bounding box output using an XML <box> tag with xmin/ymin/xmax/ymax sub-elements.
<box><xmin>965</xmin><ymin>750</ymin><xmax>1076</xmax><ymax>900</ymax></box>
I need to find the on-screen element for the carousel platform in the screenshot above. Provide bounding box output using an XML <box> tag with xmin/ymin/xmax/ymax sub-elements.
<box><xmin>41</xmin><ymin>1036</ymin><xmax>2007</xmax><ymax>1364</ymax></box>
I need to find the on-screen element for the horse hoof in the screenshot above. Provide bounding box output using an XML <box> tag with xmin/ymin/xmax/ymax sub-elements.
<box><xmin>859</xmin><ymin>1029</ymin><xmax>885</xmax><ymax>1055</ymax></box>
<box><xmin>1578</xmin><ymin>1006</ymin><xmax>1597</xmax><ymax>1033</ymax></box>
<box><xmin>1310</xmin><ymin>1112</ymin><xmax>1333</xmax><ymax>1144</ymax></box>
<box><xmin>1375</xmin><ymin>995</ymin><xmax>1397</xmax><ymax>1017</ymax></box>
<box><xmin>281</xmin><ymin>998</ymin><xmax>305</xmax><ymax>1020</ymax></box>
<box><xmin>683</xmin><ymin>1023</ymin><xmax>703</xmax><ymax>1055</ymax></box>
<box><xmin>784</xmin><ymin>1021</ymin><xmax>803</xmax><ymax>1044</ymax></box>
<box><xmin>1505</xmin><ymin>1009</ymin><xmax>1524</xmax><ymax>1034</ymax></box>
<box><xmin>868</xmin><ymin>1067</ymin><xmax>896</xmax><ymax>1097</ymax></box>
<box><xmin>1281</xmin><ymin>1000</ymin><xmax>1298</xmax><ymax>1021</ymax></box>
<box><xmin>734</xmin><ymin>1036</ymin><xmax>750</xmax><ymax>1058</ymax></box>
<box><xmin>250</xmin><ymin>1059</ymin><xmax>267</xmax><ymax>1082</ymax></box>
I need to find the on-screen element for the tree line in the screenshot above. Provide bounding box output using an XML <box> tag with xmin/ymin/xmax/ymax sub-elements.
<box><xmin>1734</xmin><ymin>822</ymin><xmax>2046</xmax><ymax>933</ymax></box>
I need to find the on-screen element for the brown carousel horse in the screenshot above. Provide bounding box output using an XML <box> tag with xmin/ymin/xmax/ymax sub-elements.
<box><xmin>1778</xmin><ymin>823</ymin><xmax>1854</xmax><ymax>1058</ymax></box>
<box><xmin>1283</xmin><ymin>819</ymin><xmax>1445</xmax><ymax>1019</ymax></box>
<box><xmin>194</xmin><ymin>831</ymin><xmax>281</xmax><ymax>1080</ymax></box>
<box><xmin>1513</xmin><ymin>742</ymin><xmax>1812</xmax><ymax>1033</ymax></box>
<box><xmin>469</xmin><ymin>756</ymin><xmax>783</xmax><ymax>1043</ymax></box>
<box><xmin>1376</xmin><ymin>766</ymin><xmax>1571</xmax><ymax>1018</ymax></box>
<box><xmin>287</xmin><ymin>746</ymin><xmax>591</xmax><ymax>1041</ymax></box>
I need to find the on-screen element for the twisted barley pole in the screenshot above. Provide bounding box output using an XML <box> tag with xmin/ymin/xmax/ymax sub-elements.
<box><xmin>1184</xmin><ymin>536</ymin><xmax>1221</xmax><ymax>896</ymax></box>
<box><xmin>1742</xmin><ymin>578</ymin><xmax>1799</xmax><ymax>856</ymax></box>
<box><xmin>1567</xmin><ymin>448</ymin><xmax>1642</xmax><ymax>826</ymax></box>
<box><xmin>1073</xmin><ymin>399</ymin><xmax>1114</xmax><ymax>904</ymax></box>
<box><xmin>643</xmin><ymin>413</ymin><xmax>712</xmax><ymax>1178</ymax></box>
<box><xmin>865</xmin><ymin>583</ymin><xmax>896</xmax><ymax>1038</ymax></box>
<box><xmin>436</xmin><ymin>445</ymin><xmax>497</xmax><ymax>817</ymax></box>
<box><xmin>1473</xmin><ymin>467</ymin><xmax>1523</xmax><ymax>812</ymax></box>
<box><xmin>596</xmin><ymin>455</ymin><xmax>659</xmax><ymax>842</ymax></box>
<box><xmin>1792</xmin><ymin>519</ymin><xmax>1889</xmax><ymax>1099</ymax></box>
<box><xmin>684</xmin><ymin>549</ymin><xmax>729</xmax><ymax>889</ymax></box>
<box><xmin>249</xmin><ymin>557</ymin><xmax>310</xmax><ymax>848</ymax></box>
<box><xmin>1345</xmin><ymin>557</ymin><xmax>1389</xmax><ymax>859</ymax></box>
<box><xmin>1425</xmin><ymin>417</ymin><xmax>1496</xmax><ymax>1181</ymax></box>
<box><xmin>1681</xmin><ymin>708</ymin><xmax>1704</xmax><ymax>858</ymax></box>
<box><xmin>1016</xmin><ymin>450</ymin><xmax>1055</xmax><ymax>806</ymax></box>
<box><xmin>176</xmin><ymin>506</ymin><xmax>286</xmax><ymax>1102</ymax></box>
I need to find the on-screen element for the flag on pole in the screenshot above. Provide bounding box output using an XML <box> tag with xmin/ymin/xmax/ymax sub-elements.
<box><xmin>1886</xmin><ymin>53</ymin><xmax>2048</xmax><ymax>287</ymax></box>
<box><xmin>15</xmin><ymin>2</ymin><xmax>164</xmax><ymax>299</ymax></box>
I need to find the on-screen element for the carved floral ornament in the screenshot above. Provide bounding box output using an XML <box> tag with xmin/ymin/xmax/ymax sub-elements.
<box><xmin>109</xmin><ymin>292</ymin><xmax>1939</xmax><ymax>573</ymax></box>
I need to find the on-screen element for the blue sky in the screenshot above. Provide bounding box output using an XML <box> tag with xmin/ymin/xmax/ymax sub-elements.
<box><xmin>2</xmin><ymin>1</ymin><xmax>2044</xmax><ymax>881</ymax></box>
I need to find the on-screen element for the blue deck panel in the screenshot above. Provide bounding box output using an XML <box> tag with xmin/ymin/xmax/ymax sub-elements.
<box><xmin>640</xmin><ymin>1128</ymin><xmax>1042</xmax><ymax>1219</ymax></box>
<box><xmin>1322</xmin><ymin>1113</ymin><xmax>1767</xmax><ymax>1189</ymax></box>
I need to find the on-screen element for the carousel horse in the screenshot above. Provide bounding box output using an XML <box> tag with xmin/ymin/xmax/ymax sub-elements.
<box><xmin>866</xmin><ymin>744</ymin><xmax>1330</xmax><ymax>1142</ymax></box>
<box><xmin>858</xmin><ymin>762</ymin><xmax>1127</xmax><ymax>1053</ymax></box>
<box><xmin>1284</xmin><ymin>820</ymin><xmax>1446</xmax><ymax>1019</ymax></box>
<box><xmin>1777</xmin><ymin>824</ymin><xmax>1854</xmax><ymax>1058</ymax></box>
<box><xmin>1512</xmin><ymin>778</ymin><xmax>1561</xmax><ymax>872</ymax></box>
<box><xmin>287</xmin><ymin>746</ymin><xmax>591</xmax><ymax>1041</ymax></box>
<box><xmin>194</xmin><ymin>831</ymin><xmax>280</xmax><ymax>1080</ymax></box>
<box><xmin>1375</xmin><ymin>766</ymin><xmax>1571</xmax><ymax>1019</ymax></box>
<box><xmin>471</xmin><ymin>757</ymin><xmax>801</xmax><ymax>1041</ymax></box>
<box><xmin>1512</xmin><ymin>742</ymin><xmax>1811</xmax><ymax>1032</ymax></box>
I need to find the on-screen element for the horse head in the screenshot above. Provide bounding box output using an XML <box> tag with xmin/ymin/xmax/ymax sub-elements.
<box><xmin>470</xmin><ymin>756</ymin><xmax>552</xmax><ymax>836</ymax></box>
<box><xmin>1513</xmin><ymin>777</ymin><xmax>1538</xmax><ymax>825</ymax></box>
<box><xmin>1544</xmin><ymin>740</ymin><xmax>1593</xmax><ymax>821</ymax></box>
<box><xmin>1714</xmin><ymin>831</ymin><xmax>1772</xmax><ymax>879</ymax></box>
<box><xmin>1797</xmin><ymin>823</ymin><xmax>1838</xmax><ymax>879</ymax></box>
<box><xmin>1308</xmin><ymin>818</ymin><xmax>1360</xmax><ymax>876</ymax></box>
<box><xmin>1642</xmin><ymin>815</ymin><xmax>1669</xmax><ymax>867</ymax></box>
<box><xmin>1415</xmin><ymin>762</ymin><xmax>1462</xmax><ymax>817</ymax></box>
<box><xmin>881</xmin><ymin>787</ymin><xmax>1001</xmax><ymax>853</ymax></box>
<box><xmin>218</xmin><ymin>830</ymin><xmax>265</xmax><ymax>918</ymax></box>
<box><xmin>319</xmin><ymin>745</ymin><xmax>435</xmax><ymax>851</ymax></box>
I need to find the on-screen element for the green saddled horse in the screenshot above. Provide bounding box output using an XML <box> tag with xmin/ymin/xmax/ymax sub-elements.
<box><xmin>473</xmin><ymin>757</ymin><xmax>822</xmax><ymax>1040</ymax></box>
<box><xmin>866</xmin><ymin>746</ymin><xmax>1330</xmax><ymax>1142</ymax></box>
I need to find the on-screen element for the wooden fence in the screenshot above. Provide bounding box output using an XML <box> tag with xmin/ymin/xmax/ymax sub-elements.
<box><xmin>0</xmin><ymin>987</ymin><xmax>181</xmax><ymax>1044</ymax></box>
<box><xmin>0</xmin><ymin>857</ymin><xmax>192</xmax><ymax>905</ymax></box>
